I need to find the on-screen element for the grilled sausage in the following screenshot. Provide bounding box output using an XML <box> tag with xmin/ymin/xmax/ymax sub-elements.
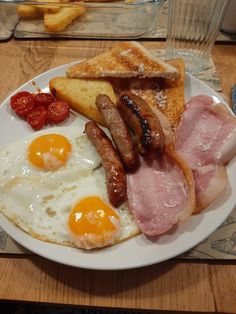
<box><xmin>85</xmin><ymin>121</ymin><xmax>127</xmax><ymax>207</ymax></box>
<box><xmin>117</xmin><ymin>92</ymin><xmax>165</xmax><ymax>155</ymax></box>
<box><xmin>96</xmin><ymin>94</ymin><xmax>139</xmax><ymax>171</ymax></box>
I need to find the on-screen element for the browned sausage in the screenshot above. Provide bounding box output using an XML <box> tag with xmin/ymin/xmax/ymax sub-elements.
<box><xmin>85</xmin><ymin>121</ymin><xmax>127</xmax><ymax>207</ymax></box>
<box><xmin>96</xmin><ymin>94</ymin><xmax>139</xmax><ymax>171</ymax></box>
<box><xmin>117</xmin><ymin>92</ymin><xmax>165</xmax><ymax>155</ymax></box>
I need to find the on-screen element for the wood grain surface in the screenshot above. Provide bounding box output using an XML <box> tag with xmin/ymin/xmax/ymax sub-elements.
<box><xmin>0</xmin><ymin>39</ymin><xmax>236</xmax><ymax>313</ymax></box>
<box><xmin>0</xmin><ymin>257</ymin><xmax>216</xmax><ymax>312</ymax></box>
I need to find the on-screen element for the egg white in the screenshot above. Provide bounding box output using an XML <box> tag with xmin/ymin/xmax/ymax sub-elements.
<box><xmin>0</xmin><ymin>126</ymin><xmax>101</xmax><ymax>183</ymax></box>
<box><xmin>0</xmin><ymin>127</ymin><xmax>140</xmax><ymax>249</ymax></box>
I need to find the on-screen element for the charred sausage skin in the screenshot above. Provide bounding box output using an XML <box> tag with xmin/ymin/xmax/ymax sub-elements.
<box><xmin>117</xmin><ymin>92</ymin><xmax>165</xmax><ymax>155</ymax></box>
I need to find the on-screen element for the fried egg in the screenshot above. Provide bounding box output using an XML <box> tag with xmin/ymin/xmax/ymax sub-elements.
<box><xmin>0</xmin><ymin>127</ymin><xmax>100</xmax><ymax>182</ymax></box>
<box><xmin>0</xmin><ymin>127</ymin><xmax>139</xmax><ymax>249</ymax></box>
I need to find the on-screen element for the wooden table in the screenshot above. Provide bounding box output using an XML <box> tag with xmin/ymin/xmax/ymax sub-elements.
<box><xmin>0</xmin><ymin>39</ymin><xmax>236</xmax><ymax>313</ymax></box>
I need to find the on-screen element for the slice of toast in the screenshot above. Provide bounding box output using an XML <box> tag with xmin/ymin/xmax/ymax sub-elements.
<box><xmin>66</xmin><ymin>42</ymin><xmax>179</xmax><ymax>80</ymax></box>
<box><xmin>159</xmin><ymin>58</ymin><xmax>185</xmax><ymax>128</ymax></box>
<box><xmin>49</xmin><ymin>77</ymin><xmax>117</xmax><ymax>125</ymax></box>
<box><xmin>110</xmin><ymin>58</ymin><xmax>185</xmax><ymax>128</ymax></box>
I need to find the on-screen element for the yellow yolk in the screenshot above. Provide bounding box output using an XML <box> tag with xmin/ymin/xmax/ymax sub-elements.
<box><xmin>68</xmin><ymin>196</ymin><xmax>120</xmax><ymax>248</ymax></box>
<box><xmin>28</xmin><ymin>134</ymin><xmax>71</xmax><ymax>170</ymax></box>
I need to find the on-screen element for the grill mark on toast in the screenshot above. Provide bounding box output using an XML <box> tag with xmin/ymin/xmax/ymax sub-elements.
<box><xmin>112</xmin><ymin>44</ymin><xmax>166</xmax><ymax>75</ymax></box>
<box><xmin>112</xmin><ymin>48</ymin><xmax>138</xmax><ymax>72</ymax></box>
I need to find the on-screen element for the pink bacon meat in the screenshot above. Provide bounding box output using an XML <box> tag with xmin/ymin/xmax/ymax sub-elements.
<box><xmin>127</xmin><ymin>146</ymin><xmax>195</xmax><ymax>236</ymax></box>
<box><xmin>175</xmin><ymin>95</ymin><xmax>236</xmax><ymax>213</ymax></box>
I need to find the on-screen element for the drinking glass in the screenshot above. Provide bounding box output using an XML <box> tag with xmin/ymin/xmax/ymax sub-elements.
<box><xmin>165</xmin><ymin>0</ymin><xmax>229</xmax><ymax>73</ymax></box>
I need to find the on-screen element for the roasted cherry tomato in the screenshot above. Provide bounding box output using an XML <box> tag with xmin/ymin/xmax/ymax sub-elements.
<box><xmin>26</xmin><ymin>106</ymin><xmax>47</xmax><ymax>131</ymax></box>
<box><xmin>10</xmin><ymin>91</ymin><xmax>35</xmax><ymax>118</ymax></box>
<box><xmin>48</xmin><ymin>100</ymin><xmax>70</xmax><ymax>124</ymax></box>
<box><xmin>34</xmin><ymin>93</ymin><xmax>55</xmax><ymax>107</ymax></box>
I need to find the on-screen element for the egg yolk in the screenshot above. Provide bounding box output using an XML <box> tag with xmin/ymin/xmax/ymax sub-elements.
<box><xmin>28</xmin><ymin>134</ymin><xmax>71</xmax><ymax>170</ymax></box>
<box><xmin>69</xmin><ymin>196</ymin><xmax>120</xmax><ymax>248</ymax></box>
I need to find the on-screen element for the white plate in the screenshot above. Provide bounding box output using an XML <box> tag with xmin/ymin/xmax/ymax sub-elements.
<box><xmin>0</xmin><ymin>63</ymin><xmax>235</xmax><ymax>270</ymax></box>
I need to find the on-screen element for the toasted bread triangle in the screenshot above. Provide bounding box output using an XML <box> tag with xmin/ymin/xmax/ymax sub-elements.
<box><xmin>66</xmin><ymin>42</ymin><xmax>179</xmax><ymax>79</ymax></box>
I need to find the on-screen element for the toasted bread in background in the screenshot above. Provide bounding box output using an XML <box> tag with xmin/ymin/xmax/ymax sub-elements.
<box><xmin>66</xmin><ymin>42</ymin><xmax>180</xmax><ymax>79</ymax></box>
<box><xmin>44</xmin><ymin>6</ymin><xmax>87</xmax><ymax>32</ymax></box>
<box><xmin>111</xmin><ymin>58</ymin><xmax>185</xmax><ymax>128</ymax></box>
<box><xmin>35</xmin><ymin>0</ymin><xmax>62</xmax><ymax>14</ymax></box>
<box><xmin>16</xmin><ymin>0</ymin><xmax>85</xmax><ymax>32</ymax></box>
<box><xmin>49</xmin><ymin>77</ymin><xmax>117</xmax><ymax>125</ymax></box>
<box><xmin>36</xmin><ymin>6</ymin><xmax>61</xmax><ymax>15</ymax></box>
<box><xmin>16</xmin><ymin>5</ymin><xmax>43</xmax><ymax>18</ymax></box>
<box><xmin>17</xmin><ymin>0</ymin><xmax>63</xmax><ymax>18</ymax></box>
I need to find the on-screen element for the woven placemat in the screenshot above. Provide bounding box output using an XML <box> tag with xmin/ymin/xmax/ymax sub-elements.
<box><xmin>0</xmin><ymin>51</ymin><xmax>235</xmax><ymax>260</ymax></box>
